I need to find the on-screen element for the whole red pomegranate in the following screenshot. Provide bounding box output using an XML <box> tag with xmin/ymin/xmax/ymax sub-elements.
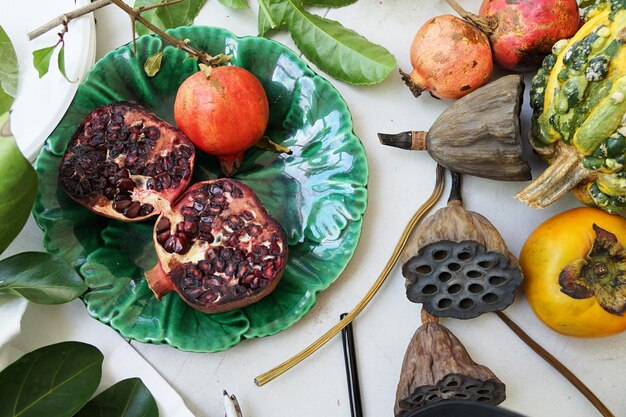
<box><xmin>59</xmin><ymin>102</ymin><xmax>195</xmax><ymax>222</ymax></box>
<box><xmin>174</xmin><ymin>66</ymin><xmax>270</xmax><ymax>177</ymax></box>
<box><xmin>401</xmin><ymin>14</ymin><xmax>493</xmax><ymax>100</ymax></box>
<box><xmin>145</xmin><ymin>178</ymin><xmax>287</xmax><ymax>313</ymax></box>
<box><xmin>479</xmin><ymin>0</ymin><xmax>580</xmax><ymax>71</ymax></box>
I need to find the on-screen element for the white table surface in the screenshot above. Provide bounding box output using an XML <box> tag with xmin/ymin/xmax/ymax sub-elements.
<box><xmin>5</xmin><ymin>1</ymin><xmax>626</xmax><ymax>416</ymax></box>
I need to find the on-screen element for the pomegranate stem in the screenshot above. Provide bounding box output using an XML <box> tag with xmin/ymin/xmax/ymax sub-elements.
<box><xmin>443</xmin><ymin>0</ymin><xmax>497</xmax><ymax>35</ymax></box>
<box><xmin>254</xmin><ymin>164</ymin><xmax>446</xmax><ymax>386</ymax></box>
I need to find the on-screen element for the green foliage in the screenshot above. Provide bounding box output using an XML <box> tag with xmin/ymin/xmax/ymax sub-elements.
<box><xmin>134</xmin><ymin>0</ymin><xmax>395</xmax><ymax>84</ymax></box>
<box><xmin>0</xmin><ymin>25</ymin><xmax>18</xmax><ymax>115</ymax></box>
<box><xmin>134</xmin><ymin>0</ymin><xmax>206</xmax><ymax>36</ymax></box>
<box><xmin>57</xmin><ymin>44</ymin><xmax>72</xmax><ymax>81</ymax></box>
<box><xmin>0</xmin><ymin>344</ymin><xmax>159</xmax><ymax>417</ymax></box>
<box><xmin>218</xmin><ymin>0</ymin><xmax>249</xmax><ymax>9</ymax></box>
<box><xmin>255</xmin><ymin>0</ymin><xmax>395</xmax><ymax>84</ymax></box>
<box><xmin>0</xmin><ymin>252</ymin><xmax>87</xmax><ymax>304</ymax></box>
<box><xmin>32</xmin><ymin>45</ymin><xmax>57</xmax><ymax>78</ymax></box>
<box><xmin>75</xmin><ymin>378</ymin><xmax>159</xmax><ymax>417</ymax></box>
<box><xmin>0</xmin><ymin>342</ymin><xmax>103</xmax><ymax>417</ymax></box>
<box><xmin>0</xmin><ymin>112</ymin><xmax>37</xmax><ymax>255</ymax></box>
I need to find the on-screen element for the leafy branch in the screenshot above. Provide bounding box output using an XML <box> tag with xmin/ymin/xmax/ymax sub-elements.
<box><xmin>28</xmin><ymin>0</ymin><xmax>396</xmax><ymax>85</ymax></box>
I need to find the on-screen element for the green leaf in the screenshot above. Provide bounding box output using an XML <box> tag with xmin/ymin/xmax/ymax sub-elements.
<box><xmin>134</xmin><ymin>0</ymin><xmax>207</xmax><ymax>36</ymax></box>
<box><xmin>75</xmin><ymin>378</ymin><xmax>159</xmax><ymax>417</ymax></box>
<box><xmin>219</xmin><ymin>0</ymin><xmax>249</xmax><ymax>9</ymax></box>
<box><xmin>57</xmin><ymin>43</ymin><xmax>72</xmax><ymax>82</ymax></box>
<box><xmin>0</xmin><ymin>341</ymin><xmax>103</xmax><ymax>417</ymax></box>
<box><xmin>0</xmin><ymin>25</ymin><xmax>18</xmax><ymax>115</ymax></box>
<box><xmin>32</xmin><ymin>45</ymin><xmax>57</xmax><ymax>79</ymax></box>
<box><xmin>0</xmin><ymin>251</ymin><xmax>86</xmax><ymax>304</ymax></box>
<box><xmin>0</xmin><ymin>112</ymin><xmax>37</xmax><ymax>254</ymax></box>
<box><xmin>286</xmin><ymin>4</ymin><xmax>396</xmax><ymax>84</ymax></box>
<box><xmin>303</xmin><ymin>0</ymin><xmax>357</xmax><ymax>7</ymax></box>
<box><xmin>144</xmin><ymin>51</ymin><xmax>163</xmax><ymax>77</ymax></box>
<box><xmin>257</xmin><ymin>0</ymin><xmax>292</xmax><ymax>36</ymax></box>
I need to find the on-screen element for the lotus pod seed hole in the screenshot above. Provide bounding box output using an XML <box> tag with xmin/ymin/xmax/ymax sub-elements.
<box><xmin>447</xmin><ymin>380</ymin><xmax>459</xmax><ymax>387</ymax></box>
<box><xmin>477</xmin><ymin>397</ymin><xmax>490</xmax><ymax>402</ymax></box>
<box><xmin>427</xmin><ymin>394</ymin><xmax>438</xmax><ymax>401</ymax></box>
<box><xmin>478</xmin><ymin>260</ymin><xmax>495</xmax><ymax>268</ymax></box>
<box><xmin>459</xmin><ymin>298</ymin><xmax>474</xmax><ymax>310</ymax></box>
<box><xmin>439</xmin><ymin>271</ymin><xmax>453</xmax><ymax>282</ymax></box>
<box><xmin>448</xmin><ymin>262</ymin><xmax>461</xmax><ymax>272</ymax></box>
<box><xmin>489</xmin><ymin>275</ymin><xmax>507</xmax><ymax>286</ymax></box>
<box><xmin>432</xmin><ymin>249</ymin><xmax>448</xmax><ymax>260</ymax></box>
<box><xmin>467</xmin><ymin>270</ymin><xmax>483</xmax><ymax>278</ymax></box>
<box><xmin>477</xmin><ymin>389</ymin><xmax>491</xmax><ymax>395</ymax></box>
<box><xmin>438</xmin><ymin>298</ymin><xmax>453</xmax><ymax>309</ymax></box>
<box><xmin>416</xmin><ymin>264</ymin><xmax>432</xmax><ymax>274</ymax></box>
<box><xmin>457</xmin><ymin>251</ymin><xmax>472</xmax><ymax>260</ymax></box>
<box><xmin>422</xmin><ymin>284</ymin><xmax>439</xmax><ymax>295</ymax></box>
<box><xmin>448</xmin><ymin>284</ymin><xmax>462</xmax><ymax>294</ymax></box>
<box><xmin>468</xmin><ymin>283</ymin><xmax>484</xmax><ymax>293</ymax></box>
<box><xmin>482</xmin><ymin>293</ymin><xmax>499</xmax><ymax>304</ymax></box>
<box><xmin>454</xmin><ymin>393</ymin><xmax>469</xmax><ymax>399</ymax></box>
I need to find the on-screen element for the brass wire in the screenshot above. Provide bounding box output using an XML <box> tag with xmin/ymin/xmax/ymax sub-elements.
<box><xmin>254</xmin><ymin>164</ymin><xmax>446</xmax><ymax>386</ymax></box>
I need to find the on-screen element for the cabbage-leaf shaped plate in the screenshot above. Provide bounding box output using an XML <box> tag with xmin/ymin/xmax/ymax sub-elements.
<box><xmin>33</xmin><ymin>26</ymin><xmax>368</xmax><ymax>352</ymax></box>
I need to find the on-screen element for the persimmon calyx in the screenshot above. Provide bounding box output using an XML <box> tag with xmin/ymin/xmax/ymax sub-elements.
<box><xmin>559</xmin><ymin>224</ymin><xmax>626</xmax><ymax>315</ymax></box>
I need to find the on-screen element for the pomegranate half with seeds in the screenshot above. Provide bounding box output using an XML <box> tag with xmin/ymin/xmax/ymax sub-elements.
<box><xmin>59</xmin><ymin>102</ymin><xmax>195</xmax><ymax>221</ymax></box>
<box><xmin>145</xmin><ymin>178</ymin><xmax>288</xmax><ymax>313</ymax></box>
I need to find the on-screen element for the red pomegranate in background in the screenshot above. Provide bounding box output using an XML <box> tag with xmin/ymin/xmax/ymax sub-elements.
<box><xmin>478</xmin><ymin>0</ymin><xmax>580</xmax><ymax>71</ymax></box>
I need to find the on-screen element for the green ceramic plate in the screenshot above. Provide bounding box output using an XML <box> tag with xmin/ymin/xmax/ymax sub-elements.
<box><xmin>32</xmin><ymin>26</ymin><xmax>368</xmax><ymax>352</ymax></box>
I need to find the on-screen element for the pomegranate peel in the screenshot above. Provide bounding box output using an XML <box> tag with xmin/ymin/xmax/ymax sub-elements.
<box><xmin>145</xmin><ymin>178</ymin><xmax>288</xmax><ymax>314</ymax></box>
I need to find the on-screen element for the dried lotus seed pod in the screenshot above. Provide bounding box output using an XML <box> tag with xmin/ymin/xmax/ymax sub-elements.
<box><xmin>401</xmin><ymin>172</ymin><xmax>522</xmax><ymax>319</ymax></box>
<box><xmin>394</xmin><ymin>310</ymin><xmax>505</xmax><ymax>416</ymax></box>
<box><xmin>379</xmin><ymin>75</ymin><xmax>530</xmax><ymax>182</ymax></box>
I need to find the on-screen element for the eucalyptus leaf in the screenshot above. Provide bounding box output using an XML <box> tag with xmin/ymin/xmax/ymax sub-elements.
<box><xmin>32</xmin><ymin>45</ymin><xmax>57</xmax><ymax>78</ymax></box>
<box><xmin>144</xmin><ymin>51</ymin><xmax>163</xmax><ymax>77</ymax></box>
<box><xmin>287</xmin><ymin>4</ymin><xmax>396</xmax><ymax>84</ymax></box>
<box><xmin>219</xmin><ymin>0</ymin><xmax>249</xmax><ymax>9</ymax></box>
<box><xmin>134</xmin><ymin>0</ymin><xmax>206</xmax><ymax>36</ymax></box>
<box><xmin>0</xmin><ymin>112</ymin><xmax>37</xmax><ymax>254</ymax></box>
<box><xmin>0</xmin><ymin>341</ymin><xmax>103</xmax><ymax>417</ymax></box>
<box><xmin>0</xmin><ymin>25</ymin><xmax>18</xmax><ymax>114</ymax></box>
<box><xmin>0</xmin><ymin>251</ymin><xmax>86</xmax><ymax>304</ymax></box>
<box><xmin>75</xmin><ymin>378</ymin><xmax>158</xmax><ymax>417</ymax></box>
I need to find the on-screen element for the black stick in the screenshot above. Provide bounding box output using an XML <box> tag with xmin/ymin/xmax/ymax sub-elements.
<box><xmin>340</xmin><ymin>313</ymin><xmax>363</xmax><ymax>417</ymax></box>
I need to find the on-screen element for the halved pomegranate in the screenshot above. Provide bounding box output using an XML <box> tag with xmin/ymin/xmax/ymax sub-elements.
<box><xmin>145</xmin><ymin>178</ymin><xmax>288</xmax><ymax>313</ymax></box>
<box><xmin>59</xmin><ymin>102</ymin><xmax>195</xmax><ymax>221</ymax></box>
